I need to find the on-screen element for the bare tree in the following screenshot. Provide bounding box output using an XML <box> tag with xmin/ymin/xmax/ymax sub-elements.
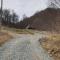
<box><xmin>3</xmin><ymin>9</ymin><xmax>10</xmax><ymax>22</ymax></box>
<box><xmin>11</xmin><ymin>12</ymin><xmax>19</xmax><ymax>23</ymax></box>
<box><xmin>48</xmin><ymin>0</ymin><xmax>60</xmax><ymax>8</ymax></box>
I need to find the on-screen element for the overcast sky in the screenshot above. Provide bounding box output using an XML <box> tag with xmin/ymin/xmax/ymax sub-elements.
<box><xmin>0</xmin><ymin>0</ymin><xmax>48</xmax><ymax>19</ymax></box>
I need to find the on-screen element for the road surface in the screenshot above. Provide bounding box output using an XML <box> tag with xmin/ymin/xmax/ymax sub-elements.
<box><xmin>0</xmin><ymin>33</ymin><xmax>54</xmax><ymax>60</ymax></box>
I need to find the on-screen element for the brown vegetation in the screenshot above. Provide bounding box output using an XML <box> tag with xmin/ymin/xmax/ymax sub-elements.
<box><xmin>1</xmin><ymin>8</ymin><xmax>60</xmax><ymax>33</ymax></box>
<box><xmin>19</xmin><ymin>8</ymin><xmax>60</xmax><ymax>32</ymax></box>
<box><xmin>0</xmin><ymin>30</ymin><xmax>13</xmax><ymax>46</ymax></box>
<box><xmin>39</xmin><ymin>33</ymin><xmax>60</xmax><ymax>60</ymax></box>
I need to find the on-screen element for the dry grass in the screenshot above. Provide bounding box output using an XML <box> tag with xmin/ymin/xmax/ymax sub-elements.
<box><xmin>0</xmin><ymin>32</ymin><xmax>12</xmax><ymax>46</ymax></box>
<box><xmin>0</xmin><ymin>27</ymin><xmax>14</xmax><ymax>46</ymax></box>
<box><xmin>0</xmin><ymin>27</ymin><xmax>34</xmax><ymax>46</ymax></box>
<box><xmin>2</xmin><ymin>27</ymin><xmax>34</xmax><ymax>35</ymax></box>
<box><xmin>39</xmin><ymin>33</ymin><xmax>60</xmax><ymax>60</ymax></box>
<box><xmin>15</xmin><ymin>29</ymin><xmax>34</xmax><ymax>34</ymax></box>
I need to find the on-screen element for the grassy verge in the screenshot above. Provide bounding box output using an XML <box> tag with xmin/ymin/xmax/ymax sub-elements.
<box><xmin>15</xmin><ymin>29</ymin><xmax>34</xmax><ymax>34</ymax></box>
<box><xmin>0</xmin><ymin>26</ymin><xmax>35</xmax><ymax>46</ymax></box>
<box><xmin>39</xmin><ymin>33</ymin><xmax>60</xmax><ymax>60</ymax></box>
<box><xmin>0</xmin><ymin>32</ymin><xmax>12</xmax><ymax>46</ymax></box>
<box><xmin>2</xmin><ymin>27</ymin><xmax>34</xmax><ymax>35</ymax></box>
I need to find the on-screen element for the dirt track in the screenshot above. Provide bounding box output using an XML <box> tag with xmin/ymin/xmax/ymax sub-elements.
<box><xmin>0</xmin><ymin>33</ymin><xmax>54</xmax><ymax>60</ymax></box>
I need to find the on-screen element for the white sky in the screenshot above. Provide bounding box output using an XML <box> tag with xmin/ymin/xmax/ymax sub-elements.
<box><xmin>0</xmin><ymin>0</ymin><xmax>48</xmax><ymax>20</ymax></box>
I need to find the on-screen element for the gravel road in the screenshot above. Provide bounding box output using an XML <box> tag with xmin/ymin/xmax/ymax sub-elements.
<box><xmin>0</xmin><ymin>33</ymin><xmax>54</xmax><ymax>60</ymax></box>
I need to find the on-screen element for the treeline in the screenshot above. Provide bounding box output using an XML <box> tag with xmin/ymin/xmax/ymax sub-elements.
<box><xmin>0</xmin><ymin>9</ymin><xmax>18</xmax><ymax>27</ymax></box>
<box><xmin>0</xmin><ymin>8</ymin><xmax>30</xmax><ymax>29</ymax></box>
<box><xmin>2</xmin><ymin>8</ymin><xmax>60</xmax><ymax>32</ymax></box>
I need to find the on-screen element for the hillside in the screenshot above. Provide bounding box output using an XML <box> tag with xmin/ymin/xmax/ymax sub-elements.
<box><xmin>21</xmin><ymin>8</ymin><xmax>60</xmax><ymax>32</ymax></box>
